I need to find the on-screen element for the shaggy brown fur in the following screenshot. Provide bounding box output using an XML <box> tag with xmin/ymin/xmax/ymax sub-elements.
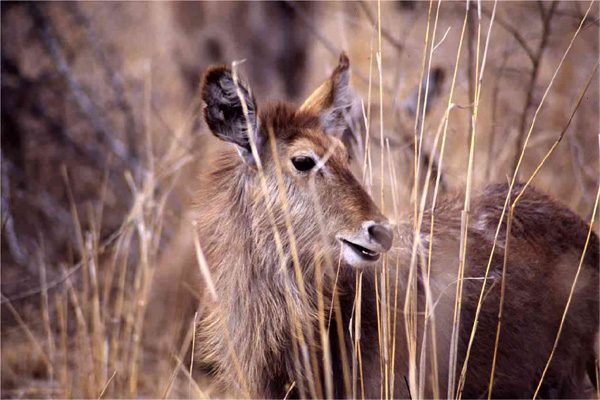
<box><xmin>192</xmin><ymin>55</ymin><xmax>599</xmax><ymax>399</ymax></box>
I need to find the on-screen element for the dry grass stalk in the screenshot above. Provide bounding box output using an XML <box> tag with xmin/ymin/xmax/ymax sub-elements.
<box><xmin>511</xmin><ymin>1</ymin><xmax>559</xmax><ymax>177</ymax></box>
<box><xmin>37</xmin><ymin>245</ymin><xmax>55</xmax><ymax>383</ymax></box>
<box><xmin>456</xmin><ymin>4</ymin><xmax>596</xmax><ymax>397</ymax></box>
<box><xmin>486</xmin><ymin>195</ymin><xmax>513</xmax><ymax>399</ymax></box>
<box><xmin>594</xmin><ymin>358</ymin><xmax>600</xmax><ymax>399</ymax></box>
<box><xmin>267</xmin><ymin>125</ymin><xmax>323</xmax><ymax>398</ymax></box>
<box><xmin>3</xmin><ymin>3</ymin><xmax>598</xmax><ymax>398</ymax></box>
<box><xmin>56</xmin><ymin>292</ymin><xmax>70</xmax><ymax>398</ymax></box>
<box><xmin>412</xmin><ymin>0</ymin><xmax>435</xmax><ymax>226</ymax></box>
<box><xmin>406</xmin><ymin>3</ymin><xmax>470</xmax><ymax>398</ymax></box>
<box><xmin>530</xmin><ymin>143</ymin><xmax>600</xmax><ymax>399</ymax></box>
<box><xmin>191</xmin><ymin>226</ymin><xmax>249</xmax><ymax>396</ymax></box>
<box><xmin>173</xmin><ymin>354</ymin><xmax>208</xmax><ymax>400</ymax></box>
<box><xmin>189</xmin><ymin>311</ymin><xmax>199</xmax><ymax>399</ymax></box>
<box><xmin>1</xmin><ymin>294</ymin><xmax>54</xmax><ymax>375</ymax></box>
<box><xmin>333</xmin><ymin>271</ymin><xmax>353</xmax><ymax>397</ymax></box>
<box><xmin>417</xmin><ymin>105</ymin><xmax>456</xmax><ymax>400</ymax></box>
<box><xmin>375</xmin><ymin>3</ymin><xmax>394</xmax><ymax>397</ymax></box>
<box><xmin>455</xmin><ymin>1</ymin><xmax>499</xmax><ymax>397</ymax></box>
<box><xmin>314</xmin><ymin>248</ymin><xmax>334</xmax><ymax>399</ymax></box>
<box><xmin>98</xmin><ymin>370</ymin><xmax>117</xmax><ymax>400</ymax></box>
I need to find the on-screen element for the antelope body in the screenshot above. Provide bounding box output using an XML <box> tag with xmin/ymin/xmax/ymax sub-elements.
<box><xmin>191</xmin><ymin>54</ymin><xmax>599</xmax><ymax>399</ymax></box>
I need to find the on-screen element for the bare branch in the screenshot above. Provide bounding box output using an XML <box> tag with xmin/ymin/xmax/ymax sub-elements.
<box><xmin>1</xmin><ymin>151</ymin><xmax>29</xmax><ymax>267</ymax></box>
<box><xmin>66</xmin><ymin>2</ymin><xmax>140</xmax><ymax>165</ymax></box>
<box><xmin>511</xmin><ymin>0</ymin><xmax>558</xmax><ymax>176</ymax></box>
<box><xmin>481</xmin><ymin>6</ymin><xmax>535</xmax><ymax>64</ymax></box>
<box><xmin>283</xmin><ymin>0</ymin><xmax>392</xmax><ymax>94</ymax></box>
<box><xmin>28</xmin><ymin>3</ymin><xmax>140</xmax><ymax>178</ymax></box>
<box><xmin>358</xmin><ymin>1</ymin><xmax>404</xmax><ymax>53</ymax></box>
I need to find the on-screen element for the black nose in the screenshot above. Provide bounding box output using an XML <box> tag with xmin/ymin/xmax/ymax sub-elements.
<box><xmin>368</xmin><ymin>223</ymin><xmax>393</xmax><ymax>251</ymax></box>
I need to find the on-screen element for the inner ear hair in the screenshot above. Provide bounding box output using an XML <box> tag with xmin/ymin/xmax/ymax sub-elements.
<box><xmin>301</xmin><ymin>53</ymin><xmax>361</xmax><ymax>136</ymax></box>
<box><xmin>200</xmin><ymin>65</ymin><xmax>259</xmax><ymax>161</ymax></box>
<box><xmin>300</xmin><ymin>52</ymin><xmax>351</xmax><ymax>115</ymax></box>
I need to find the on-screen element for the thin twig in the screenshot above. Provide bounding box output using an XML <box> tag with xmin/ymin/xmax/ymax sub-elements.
<box><xmin>511</xmin><ymin>0</ymin><xmax>558</xmax><ymax>177</ymax></box>
<box><xmin>358</xmin><ymin>1</ymin><xmax>404</xmax><ymax>52</ymax></box>
<box><xmin>28</xmin><ymin>3</ymin><xmax>139</xmax><ymax>177</ymax></box>
<box><xmin>485</xmin><ymin>43</ymin><xmax>511</xmax><ymax>181</ymax></box>
<box><xmin>0</xmin><ymin>293</ymin><xmax>54</xmax><ymax>374</ymax></box>
<box><xmin>66</xmin><ymin>2</ymin><xmax>139</xmax><ymax>167</ymax></box>
<box><xmin>481</xmin><ymin>6</ymin><xmax>535</xmax><ymax>64</ymax></box>
<box><xmin>532</xmin><ymin>180</ymin><xmax>600</xmax><ymax>399</ymax></box>
<box><xmin>284</xmin><ymin>0</ymin><xmax>391</xmax><ymax>94</ymax></box>
<box><xmin>98</xmin><ymin>370</ymin><xmax>117</xmax><ymax>400</ymax></box>
<box><xmin>1</xmin><ymin>151</ymin><xmax>28</xmax><ymax>266</ymax></box>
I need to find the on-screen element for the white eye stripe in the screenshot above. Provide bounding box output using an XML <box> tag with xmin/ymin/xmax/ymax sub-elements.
<box><xmin>315</xmin><ymin>138</ymin><xmax>341</xmax><ymax>172</ymax></box>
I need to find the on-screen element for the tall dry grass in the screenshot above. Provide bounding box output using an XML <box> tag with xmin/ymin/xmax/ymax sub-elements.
<box><xmin>2</xmin><ymin>1</ymin><xmax>599</xmax><ymax>398</ymax></box>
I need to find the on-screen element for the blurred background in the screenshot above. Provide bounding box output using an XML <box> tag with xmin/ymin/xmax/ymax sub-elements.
<box><xmin>1</xmin><ymin>1</ymin><xmax>598</xmax><ymax>398</ymax></box>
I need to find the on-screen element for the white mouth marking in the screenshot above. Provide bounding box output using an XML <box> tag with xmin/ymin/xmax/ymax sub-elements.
<box><xmin>340</xmin><ymin>239</ymin><xmax>381</xmax><ymax>267</ymax></box>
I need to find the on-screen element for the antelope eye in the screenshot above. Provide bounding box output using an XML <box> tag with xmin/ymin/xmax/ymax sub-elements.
<box><xmin>291</xmin><ymin>156</ymin><xmax>316</xmax><ymax>172</ymax></box>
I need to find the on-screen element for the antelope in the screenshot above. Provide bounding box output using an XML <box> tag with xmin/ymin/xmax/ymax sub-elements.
<box><xmin>190</xmin><ymin>54</ymin><xmax>599</xmax><ymax>398</ymax></box>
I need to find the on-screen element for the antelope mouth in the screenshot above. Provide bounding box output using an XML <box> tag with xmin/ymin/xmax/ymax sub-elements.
<box><xmin>340</xmin><ymin>239</ymin><xmax>381</xmax><ymax>263</ymax></box>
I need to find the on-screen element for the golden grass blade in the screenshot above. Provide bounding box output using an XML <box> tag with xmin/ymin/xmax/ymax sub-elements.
<box><xmin>415</xmin><ymin>0</ymin><xmax>442</xmax><ymax>199</ymax></box>
<box><xmin>385</xmin><ymin>138</ymin><xmax>402</xmax><ymax>398</ymax></box>
<box><xmin>37</xmin><ymin>245</ymin><xmax>55</xmax><ymax>382</ymax></box>
<box><xmin>56</xmin><ymin>292</ymin><xmax>70</xmax><ymax>398</ymax></box>
<box><xmin>61</xmin><ymin>262</ymin><xmax>96</xmax><ymax>396</ymax></box>
<box><xmin>191</xmin><ymin>223</ymin><xmax>218</xmax><ymax>301</ymax></box>
<box><xmin>189</xmin><ymin>311</ymin><xmax>199</xmax><ymax>400</ymax></box>
<box><xmin>412</xmin><ymin>0</ymin><xmax>435</xmax><ymax>226</ymax></box>
<box><xmin>415</xmin><ymin>100</ymin><xmax>455</xmax><ymax>400</ymax></box>
<box><xmin>486</xmin><ymin>200</ymin><xmax>512</xmax><ymax>399</ymax></box>
<box><xmin>484</xmin><ymin>59</ymin><xmax>599</xmax><ymax>399</ymax></box>
<box><xmin>357</xmin><ymin>272</ymin><xmax>366</xmax><ymax>400</ymax></box>
<box><xmin>458</xmin><ymin>43</ymin><xmax>598</xmax><ymax>400</ymax></box>
<box><xmin>230</xmin><ymin>61</ymin><xmax>309</xmax><ymax>398</ymax></box>
<box><xmin>1</xmin><ymin>293</ymin><xmax>54</xmax><ymax>375</ymax></box>
<box><xmin>362</xmin><ymin>32</ymin><xmax>374</xmax><ymax>190</ymax></box>
<box><xmin>375</xmin><ymin>264</ymin><xmax>385</xmax><ymax>398</ymax></box>
<box><xmin>161</xmin><ymin>357</ymin><xmax>182</xmax><ymax>399</ymax></box>
<box><xmin>284</xmin><ymin>381</ymin><xmax>297</xmax><ymax>400</ymax></box>
<box><xmin>267</xmin><ymin>125</ymin><xmax>322</xmax><ymax>398</ymax></box>
<box><xmin>351</xmin><ymin>271</ymin><xmax>359</xmax><ymax>400</ymax></box>
<box><xmin>174</xmin><ymin>354</ymin><xmax>209</xmax><ymax>400</ymax></box>
<box><xmin>98</xmin><ymin>370</ymin><xmax>117</xmax><ymax>400</ymax></box>
<box><xmin>455</xmin><ymin>1</ymin><xmax>498</xmax><ymax>396</ymax></box>
<box><xmin>192</xmin><ymin>225</ymin><xmax>250</xmax><ymax>396</ymax></box>
<box><xmin>109</xmin><ymin>229</ymin><xmax>133</xmax><ymax>393</ymax></box>
<box><xmin>327</xmin><ymin>249</ymin><xmax>343</xmax><ymax>330</ymax></box>
<box><xmin>352</xmin><ymin>269</ymin><xmax>366</xmax><ymax>400</ymax></box>
<box><xmin>511</xmin><ymin>0</ymin><xmax>594</xmax><ymax>183</ymax></box>
<box><xmin>405</xmin><ymin>99</ymin><xmax>462</xmax><ymax>400</ymax></box>
<box><xmin>305</xmin><ymin>139</ymin><xmax>353</xmax><ymax>398</ymax></box>
<box><xmin>511</xmin><ymin>60</ymin><xmax>600</xmax><ymax>208</ymax></box>
<box><xmin>376</xmin><ymin>2</ymin><xmax>397</xmax><ymax>396</ymax></box>
<box><xmin>333</xmin><ymin>278</ymin><xmax>353</xmax><ymax>397</ymax></box>
<box><xmin>443</xmin><ymin>6</ymin><xmax>470</xmax><ymax>398</ymax></box>
<box><xmin>532</xmin><ymin>171</ymin><xmax>600</xmax><ymax>399</ymax></box>
<box><xmin>324</xmin><ymin>249</ymin><xmax>351</xmax><ymax>397</ymax></box>
<box><xmin>315</xmin><ymin>248</ymin><xmax>334</xmax><ymax>400</ymax></box>
<box><xmin>86</xmin><ymin>222</ymin><xmax>106</xmax><ymax>383</ymax></box>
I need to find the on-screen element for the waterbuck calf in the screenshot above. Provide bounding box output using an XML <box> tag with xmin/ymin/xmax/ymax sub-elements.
<box><xmin>192</xmin><ymin>54</ymin><xmax>599</xmax><ymax>399</ymax></box>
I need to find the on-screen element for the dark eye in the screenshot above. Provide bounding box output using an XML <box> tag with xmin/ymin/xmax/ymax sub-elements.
<box><xmin>291</xmin><ymin>156</ymin><xmax>316</xmax><ymax>172</ymax></box>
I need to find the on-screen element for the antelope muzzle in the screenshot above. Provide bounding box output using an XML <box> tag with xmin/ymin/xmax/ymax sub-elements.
<box><xmin>337</xmin><ymin>221</ymin><xmax>394</xmax><ymax>267</ymax></box>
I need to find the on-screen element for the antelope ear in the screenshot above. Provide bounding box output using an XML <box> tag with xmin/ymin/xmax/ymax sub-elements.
<box><xmin>300</xmin><ymin>53</ymin><xmax>362</xmax><ymax>156</ymax></box>
<box><xmin>201</xmin><ymin>66</ymin><xmax>260</xmax><ymax>164</ymax></box>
